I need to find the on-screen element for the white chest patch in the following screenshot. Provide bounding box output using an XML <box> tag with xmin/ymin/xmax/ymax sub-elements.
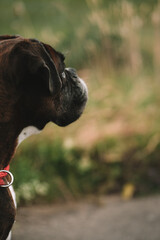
<box><xmin>18</xmin><ymin>126</ymin><xmax>41</xmax><ymax>146</ymax></box>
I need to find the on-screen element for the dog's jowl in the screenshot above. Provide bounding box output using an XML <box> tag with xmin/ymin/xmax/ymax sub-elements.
<box><xmin>0</xmin><ymin>35</ymin><xmax>88</xmax><ymax>240</ymax></box>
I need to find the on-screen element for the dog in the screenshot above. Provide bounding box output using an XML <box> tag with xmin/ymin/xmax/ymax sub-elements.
<box><xmin>0</xmin><ymin>35</ymin><xmax>88</xmax><ymax>240</ymax></box>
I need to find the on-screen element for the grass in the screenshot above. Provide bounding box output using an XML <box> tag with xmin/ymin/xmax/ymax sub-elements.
<box><xmin>1</xmin><ymin>0</ymin><xmax>160</xmax><ymax>204</ymax></box>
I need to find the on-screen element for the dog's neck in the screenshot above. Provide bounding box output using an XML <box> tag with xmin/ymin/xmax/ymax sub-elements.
<box><xmin>0</xmin><ymin>122</ymin><xmax>40</xmax><ymax>169</ymax></box>
<box><xmin>0</xmin><ymin>122</ymin><xmax>18</xmax><ymax>169</ymax></box>
<box><xmin>0</xmin><ymin>122</ymin><xmax>40</xmax><ymax>238</ymax></box>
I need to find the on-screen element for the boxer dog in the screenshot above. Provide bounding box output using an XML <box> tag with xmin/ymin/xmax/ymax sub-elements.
<box><xmin>0</xmin><ymin>35</ymin><xmax>88</xmax><ymax>240</ymax></box>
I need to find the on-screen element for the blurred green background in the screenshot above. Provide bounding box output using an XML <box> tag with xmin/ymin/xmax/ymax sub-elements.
<box><xmin>1</xmin><ymin>0</ymin><xmax>160</xmax><ymax>205</ymax></box>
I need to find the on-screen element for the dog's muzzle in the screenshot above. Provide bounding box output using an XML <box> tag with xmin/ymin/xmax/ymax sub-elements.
<box><xmin>54</xmin><ymin>68</ymin><xmax>88</xmax><ymax>127</ymax></box>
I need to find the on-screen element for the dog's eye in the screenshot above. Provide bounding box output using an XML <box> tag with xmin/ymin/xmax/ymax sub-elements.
<box><xmin>61</xmin><ymin>72</ymin><xmax>66</xmax><ymax>79</ymax></box>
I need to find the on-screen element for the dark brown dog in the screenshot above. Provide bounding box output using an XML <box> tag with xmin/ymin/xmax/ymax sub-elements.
<box><xmin>0</xmin><ymin>35</ymin><xmax>88</xmax><ymax>239</ymax></box>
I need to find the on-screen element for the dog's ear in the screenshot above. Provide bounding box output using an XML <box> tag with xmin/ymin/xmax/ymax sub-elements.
<box><xmin>27</xmin><ymin>54</ymin><xmax>56</xmax><ymax>94</ymax></box>
<box><xmin>9</xmin><ymin>41</ymin><xmax>62</xmax><ymax>95</ymax></box>
<box><xmin>38</xmin><ymin>42</ymin><xmax>62</xmax><ymax>95</ymax></box>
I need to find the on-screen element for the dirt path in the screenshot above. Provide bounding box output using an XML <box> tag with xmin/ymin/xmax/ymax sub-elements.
<box><xmin>13</xmin><ymin>195</ymin><xmax>160</xmax><ymax>240</ymax></box>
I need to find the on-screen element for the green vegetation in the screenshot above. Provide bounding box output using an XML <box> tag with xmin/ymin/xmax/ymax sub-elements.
<box><xmin>1</xmin><ymin>0</ymin><xmax>160</xmax><ymax>204</ymax></box>
<box><xmin>11</xmin><ymin>134</ymin><xmax>160</xmax><ymax>204</ymax></box>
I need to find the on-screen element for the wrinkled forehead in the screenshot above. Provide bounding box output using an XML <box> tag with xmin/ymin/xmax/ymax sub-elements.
<box><xmin>29</xmin><ymin>37</ymin><xmax>65</xmax><ymax>71</ymax></box>
<box><xmin>0</xmin><ymin>35</ymin><xmax>19</xmax><ymax>42</ymax></box>
<box><xmin>0</xmin><ymin>35</ymin><xmax>65</xmax><ymax>72</ymax></box>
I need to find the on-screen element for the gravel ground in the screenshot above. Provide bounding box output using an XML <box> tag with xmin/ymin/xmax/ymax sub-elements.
<box><xmin>12</xmin><ymin>195</ymin><xmax>160</xmax><ymax>240</ymax></box>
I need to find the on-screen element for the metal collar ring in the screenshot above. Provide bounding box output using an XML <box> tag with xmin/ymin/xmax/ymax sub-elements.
<box><xmin>0</xmin><ymin>170</ymin><xmax>14</xmax><ymax>188</ymax></box>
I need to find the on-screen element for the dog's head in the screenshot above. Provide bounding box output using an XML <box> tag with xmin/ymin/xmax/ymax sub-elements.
<box><xmin>0</xmin><ymin>35</ymin><xmax>88</xmax><ymax>130</ymax></box>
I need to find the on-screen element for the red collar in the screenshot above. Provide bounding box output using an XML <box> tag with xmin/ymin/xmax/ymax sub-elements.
<box><xmin>0</xmin><ymin>165</ymin><xmax>10</xmax><ymax>185</ymax></box>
